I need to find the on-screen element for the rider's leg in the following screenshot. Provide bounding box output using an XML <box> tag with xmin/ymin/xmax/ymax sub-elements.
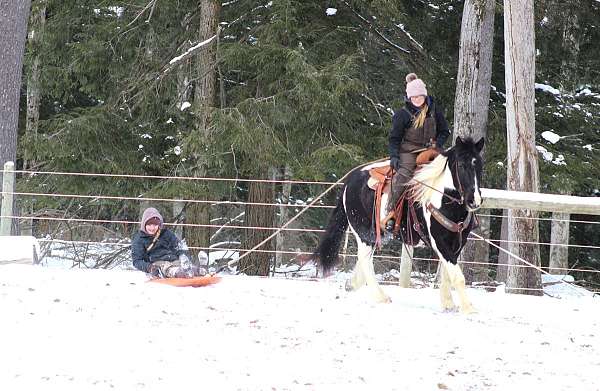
<box><xmin>384</xmin><ymin>152</ymin><xmax>417</xmax><ymax>230</ymax></box>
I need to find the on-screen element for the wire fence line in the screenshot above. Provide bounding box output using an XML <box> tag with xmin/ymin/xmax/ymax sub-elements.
<box><xmin>3</xmin><ymin>212</ymin><xmax>600</xmax><ymax>250</ymax></box>
<box><xmin>2</xmin><ymin>191</ymin><xmax>335</xmax><ymax>209</ymax></box>
<box><xmin>3</xmin><ymin>189</ymin><xmax>600</xmax><ymax>223</ymax></box>
<box><xmin>11</xmin><ymin>169</ymin><xmax>341</xmax><ymax>186</ymax></box>
<box><xmin>36</xmin><ymin>238</ymin><xmax>600</xmax><ymax>275</ymax></box>
<box><xmin>3</xmin><ymin>168</ymin><xmax>600</xmax><ymax>290</ymax></box>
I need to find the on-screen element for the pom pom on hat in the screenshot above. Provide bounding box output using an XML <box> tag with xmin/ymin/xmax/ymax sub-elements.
<box><xmin>405</xmin><ymin>73</ymin><xmax>418</xmax><ymax>83</ymax></box>
<box><xmin>405</xmin><ymin>73</ymin><xmax>427</xmax><ymax>98</ymax></box>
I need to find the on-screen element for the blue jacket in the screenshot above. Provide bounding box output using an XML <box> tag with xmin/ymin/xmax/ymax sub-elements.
<box><xmin>131</xmin><ymin>228</ymin><xmax>184</xmax><ymax>272</ymax></box>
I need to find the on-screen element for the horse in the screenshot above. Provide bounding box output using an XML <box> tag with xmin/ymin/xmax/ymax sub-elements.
<box><xmin>314</xmin><ymin>137</ymin><xmax>484</xmax><ymax>313</ymax></box>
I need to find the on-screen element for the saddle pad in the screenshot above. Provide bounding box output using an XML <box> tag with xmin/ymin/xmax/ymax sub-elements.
<box><xmin>148</xmin><ymin>275</ymin><xmax>221</xmax><ymax>287</ymax></box>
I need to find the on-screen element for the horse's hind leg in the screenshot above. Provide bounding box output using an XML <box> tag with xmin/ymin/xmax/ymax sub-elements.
<box><xmin>355</xmin><ymin>239</ymin><xmax>391</xmax><ymax>303</ymax></box>
<box><xmin>346</xmin><ymin>231</ymin><xmax>368</xmax><ymax>291</ymax></box>
<box><xmin>347</xmin><ymin>255</ymin><xmax>366</xmax><ymax>292</ymax></box>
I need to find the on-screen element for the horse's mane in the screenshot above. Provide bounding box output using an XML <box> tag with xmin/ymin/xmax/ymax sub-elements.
<box><xmin>408</xmin><ymin>153</ymin><xmax>449</xmax><ymax>206</ymax></box>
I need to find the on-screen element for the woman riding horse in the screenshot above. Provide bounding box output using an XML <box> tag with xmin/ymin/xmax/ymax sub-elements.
<box><xmin>314</xmin><ymin>136</ymin><xmax>484</xmax><ymax>313</ymax></box>
<box><xmin>386</xmin><ymin>73</ymin><xmax>451</xmax><ymax>231</ymax></box>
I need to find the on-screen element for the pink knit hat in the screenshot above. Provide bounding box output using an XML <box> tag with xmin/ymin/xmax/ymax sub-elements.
<box><xmin>405</xmin><ymin>73</ymin><xmax>427</xmax><ymax>98</ymax></box>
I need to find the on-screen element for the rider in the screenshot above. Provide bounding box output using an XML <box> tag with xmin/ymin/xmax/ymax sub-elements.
<box><xmin>385</xmin><ymin>73</ymin><xmax>451</xmax><ymax>230</ymax></box>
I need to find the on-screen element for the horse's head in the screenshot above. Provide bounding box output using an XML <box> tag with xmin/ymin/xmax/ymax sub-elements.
<box><xmin>447</xmin><ymin>137</ymin><xmax>484</xmax><ymax>211</ymax></box>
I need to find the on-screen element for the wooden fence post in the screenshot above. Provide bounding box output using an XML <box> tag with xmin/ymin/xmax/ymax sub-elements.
<box><xmin>398</xmin><ymin>245</ymin><xmax>413</xmax><ymax>287</ymax></box>
<box><xmin>1</xmin><ymin>161</ymin><xmax>15</xmax><ymax>236</ymax></box>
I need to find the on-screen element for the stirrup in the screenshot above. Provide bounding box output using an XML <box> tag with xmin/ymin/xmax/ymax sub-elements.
<box><xmin>380</xmin><ymin>211</ymin><xmax>395</xmax><ymax>232</ymax></box>
<box><xmin>385</xmin><ymin>218</ymin><xmax>395</xmax><ymax>232</ymax></box>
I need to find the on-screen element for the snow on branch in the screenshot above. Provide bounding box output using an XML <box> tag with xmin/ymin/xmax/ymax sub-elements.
<box><xmin>163</xmin><ymin>34</ymin><xmax>218</xmax><ymax>73</ymax></box>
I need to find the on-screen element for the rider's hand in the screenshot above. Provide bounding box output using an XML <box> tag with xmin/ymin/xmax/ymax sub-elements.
<box><xmin>390</xmin><ymin>156</ymin><xmax>401</xmax><ymax>171</ymax></box>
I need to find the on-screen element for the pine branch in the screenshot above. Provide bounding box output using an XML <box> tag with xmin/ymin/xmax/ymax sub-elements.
<box><xmin>342</xmin><ymin>1</ymin><xmax>410</xmax><ymax>54</ymax></box>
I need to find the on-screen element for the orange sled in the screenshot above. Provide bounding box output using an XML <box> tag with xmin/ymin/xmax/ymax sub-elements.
<box><xmin>148</xmin><ymin>275</ymin><xmax>221</xmax><ymax>287</ymax></box>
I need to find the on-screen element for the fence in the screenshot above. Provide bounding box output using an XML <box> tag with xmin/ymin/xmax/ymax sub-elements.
<box><xmin>1</xmin><ymin>161</ymin><xmax>599</xmax><ymax>293</ymax></box>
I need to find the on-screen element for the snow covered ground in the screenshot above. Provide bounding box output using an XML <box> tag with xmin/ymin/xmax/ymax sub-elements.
<box><xmin>1</xmin><ymin>264</ymin><xmax>599</xmax><ymax>391</ymax></box>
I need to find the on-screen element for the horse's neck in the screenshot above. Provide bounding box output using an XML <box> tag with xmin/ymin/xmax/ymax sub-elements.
<box><xmin>427</xmin><ymin>163</ymin><xmax>455</xmax><ymax>209</ymax></box>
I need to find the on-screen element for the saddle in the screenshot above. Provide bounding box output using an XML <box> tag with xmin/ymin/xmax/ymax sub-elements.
<box><xmin>368</xmin><ymin>148</ymin><xmax>440</xmax><ymax>247</ymax></box>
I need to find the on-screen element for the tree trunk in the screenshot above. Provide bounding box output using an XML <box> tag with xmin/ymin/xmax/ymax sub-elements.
<box><xmin>453</xmin><ymin>0</ymin><xmax>495</xmax><ymax>283</ymax></box>
<box><xmin>185</xmin><ymin>0</ymin><xmax>221</xmax><ymax>260</ymax></box>
<box><xmin>558</xmin><ymin>7</ymin><xmax>580</xmax><ymax>93</ymax></box>
<box><xmin>465</xmin><ymin>212</ymin><xmax>490</xmax><ymax>282</ymax></box>
<box><xmin>549</xmin><ymin>211</ymin><xmax>569</xmax><ymax>274</ymax></box>
<box><xmin>275</xmin><ymin>165</ymin><xmax>292</xmax><ymax>268</ymax></box>
<box><xmin>0</xmin><ymin>0</ymin><xmax>32</xmax><ymax>168</ymax></box>
<box><xmin>496</xmin><ymin>209</ymin><xmax>509</xmax><ymax>282</ymax></box>
<box><xmin>239</xmin><ymin>173</ymin><xmax>275</xmax><ymax>276</ymax></box>
<box><xmin>549</xmin><ymin>186</ymin><xmax>571</xmax><ymax>274</ymax></box>
<box><xmin>0</xmin><ymin>0</ymin><xmax>32</xmax><ymax>236</ymax></box>
<box><xmin>504</xmin><ymin>0</ymin><xmax>542</xmax><ymax>295</ymax></box>
<box><xmin>194</xmin><ymin>0</ymin><xmax>219</xmax><ymax>133</ymax></box>
<box><xmin>24</xmin><ymin>0</ymin><xmax>46</xmax><ymax>170</ymax></box>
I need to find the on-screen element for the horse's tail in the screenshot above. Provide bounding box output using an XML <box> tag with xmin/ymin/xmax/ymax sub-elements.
<box><xmin>314</xmin><ymin>188</ymin><xmax>349</xmax><ymax>274</ymax></box>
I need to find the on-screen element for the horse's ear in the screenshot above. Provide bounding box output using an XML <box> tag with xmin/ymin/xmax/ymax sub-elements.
<box><xmin>455</xmin><ymin>136</ymin><xmax>464</xmax><ymax>148</ymax></box>
<box><xmin>475</xmin><ymin>137</ymin><xmax>485</xmax><ymax>153</ymax></box>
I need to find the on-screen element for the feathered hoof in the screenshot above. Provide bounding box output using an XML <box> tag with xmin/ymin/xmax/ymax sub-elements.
<box><xmin>375</xmin><ymin>294</ymin><xmax>392</xmax><ymax>304</ymax></box>
<box><xmin>344</xmin><ymin>279</ymin><xmax>354</xmax><ymax>292</ymax></box>
<box><xmin>442</xmin><ymin>306</ymin><xmax>458</xmax><ymax>313</ymax></box>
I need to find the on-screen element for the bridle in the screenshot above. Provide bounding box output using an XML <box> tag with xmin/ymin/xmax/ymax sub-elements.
<box><xmin>423</xmin><ymin>155</ymin><xmax>480</xmax><ymax>253</ymax></box>
<box><xmin>452</xmin><ymin>159</ymin><xmax>466</xmax><ymax>205</ymax></box>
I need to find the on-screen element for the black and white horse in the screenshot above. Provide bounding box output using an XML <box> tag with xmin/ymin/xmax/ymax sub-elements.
<box><xmin>314</xmin><ymin>137</ymin><xmax>484</xmax><ymax>313</ymax></box>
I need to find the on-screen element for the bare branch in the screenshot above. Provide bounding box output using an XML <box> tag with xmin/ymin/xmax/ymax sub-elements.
<box><xmin>126</xmin><ymin>0</ymin><xmax>157</xmax><ymax>27</ymax></box>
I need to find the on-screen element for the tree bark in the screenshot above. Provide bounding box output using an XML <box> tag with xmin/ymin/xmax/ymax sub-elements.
<box><xmin>549</xmin><ymin>185</ymin><xmax>571</xmax><ymax>274</ymax></box>
<box><xmin>549</xmin><ymin>211</ymin><xmax>569</xmax><ymax>274</ymax></box>
<box><xmin>504</xmin><ymin>0</ymin><xmax>542</xmax><ymax>295</ymax></box>
<box><xmin>239</xmin><ymin>173</ymin><xmax>275</xmax><ymax>276</ymax></box>
<box><xmin>0</xmin><ymin>0</ymin><xmax>32</xmax><ymax>236</ymax></box>
<box><xmin>496</xmin><ymin>210</ymin><xmax>509</xmax><ymax>282</ymax></box>
<box><xmin>0</xmin><ymin>0</ymin><xmax>32</xmax><ymax>171</ymax></box>
<box><xmin>185</xmin><ymin>0</ymin><xmax>221</xmax><ymax>259</ymax></box>
<box><xmin>452</xmin><ymin>0</ymin><xmax>495</xmax><ymax>283</ymax></box>
<box><xmin>275</xmin><ymin>165</ymin><xmax>292</xmax><ymax>268</ymax></box>
<box><xmin>24</xmin><ymin>0</ymin><xmax>46</xmax><ymax>170</ymax></box>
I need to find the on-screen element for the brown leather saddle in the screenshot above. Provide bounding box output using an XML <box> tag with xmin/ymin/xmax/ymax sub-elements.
<box><xmin>368</xmin><ymin>148</ymin><xmax>440</xmax><ymax>247</ymax></box>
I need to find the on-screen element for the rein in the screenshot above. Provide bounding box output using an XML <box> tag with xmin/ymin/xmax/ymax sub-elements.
<box><xmin>397</xmin><ymin>158</ymin><xmax>463</xmax><ymax>205</ymax></box>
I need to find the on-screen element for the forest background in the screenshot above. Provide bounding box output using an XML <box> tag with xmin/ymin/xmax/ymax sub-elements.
<box><xmin>1</xmin><ymin>0</ymin><xmax>599</xmax><ymax>288</ymax></box>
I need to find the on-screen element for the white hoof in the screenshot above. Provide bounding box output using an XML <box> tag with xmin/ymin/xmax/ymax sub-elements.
<box><xmin>345</xmin><ymin>279</ymin><xmax>354</xmax><ymax>292</ymax></box>
<box><xmin>442</xmin><ymin>306</ymin><xmax>458</xmax><ymax>313</ymax></box>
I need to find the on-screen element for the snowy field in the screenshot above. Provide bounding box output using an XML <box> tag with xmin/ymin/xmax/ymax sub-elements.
<box><xmin>1</xmin><ymin>264</ymin><xmax>599</xmax><ymax>391</ymax></box>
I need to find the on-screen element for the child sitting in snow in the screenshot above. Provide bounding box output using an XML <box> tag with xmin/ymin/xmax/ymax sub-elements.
<box><xmin>131</xmin><ymin>207</ymin><xmax>206</xmax><ymax>278</ymax></box>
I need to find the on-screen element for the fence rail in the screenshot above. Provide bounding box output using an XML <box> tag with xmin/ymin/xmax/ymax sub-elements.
<box><xmin>482</xmin><ymin>188</ymin><xmax>600</xmax><ymax>215</ymax></box>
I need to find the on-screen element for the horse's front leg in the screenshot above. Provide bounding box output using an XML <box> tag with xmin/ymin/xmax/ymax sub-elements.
<box><xmin>432</xmin><ymin>242</ymin><xmax>476</xmax><ymax>314</ymax></box>
<box><xmin>444</xmin><ymin>261</ymin><xmax>476</xmax><ymax>314</ymax></box>
<box><xmin>438</xmin><ymin>260</ymin><xmax>457</xmax><ymax>312</ymax></box>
